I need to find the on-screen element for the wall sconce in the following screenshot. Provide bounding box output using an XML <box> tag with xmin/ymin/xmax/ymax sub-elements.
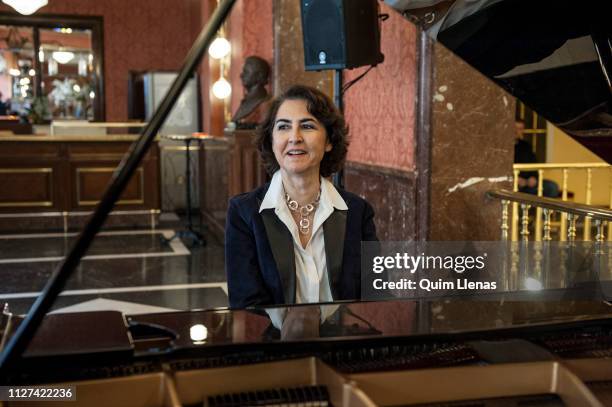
<box><xmin>208</xmin><ymin>4</ymin><xmax>232</xmax><ymax>129</ymax></box>
<box><xmin>208</xmin><ymin>37</ymin><xmax>231</xmax><ymax>60</ymax></box>
<box><xmin>209</xmin><ymin>31</ymin><xmax>231</xmax><ymax>104</ymax></box>
<box><xmin>47</xmin><ymin>57</ymin><xmax>57</xmax><ymax>76</ymax></box>
<box><xmin>2</xmin><ymin>0</ymin><xmax>48</xmax><ymax>15</ymax></box>
<box><xmin>212</xmin><ymin>77</ymin><xmax>231</xmax><ymax>99</ymax></box>
<box><xmin>77</xmin><ymin>55</ymin><xmax>87</xmax><ymax>76</ymax></box>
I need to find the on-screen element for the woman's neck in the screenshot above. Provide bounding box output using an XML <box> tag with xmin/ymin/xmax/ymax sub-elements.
<box><xmin>281</xmin><ymin>170</ymin><xmax>320</xmax><ymax>205</ymax></box>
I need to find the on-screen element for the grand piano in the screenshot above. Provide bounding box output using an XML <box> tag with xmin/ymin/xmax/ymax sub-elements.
<box><xmin>1</xmin><ymin>0</ymin><xmax>612</xmax><ymax>406</ymax></box>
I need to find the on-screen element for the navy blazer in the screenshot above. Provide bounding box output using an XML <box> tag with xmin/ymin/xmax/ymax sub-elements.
<box><xmin>225</xmin><ymin>183</ymin><xmax>378</xmax><ymax>308</ymax></box>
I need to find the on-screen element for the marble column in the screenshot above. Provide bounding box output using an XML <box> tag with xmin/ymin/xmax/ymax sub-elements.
<box><xmin>427</xmin><ymin>41</ymin><xmax>516</xmax><ymax>240</ymax></box>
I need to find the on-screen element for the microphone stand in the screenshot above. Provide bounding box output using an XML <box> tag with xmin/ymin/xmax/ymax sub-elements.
<box><xmin>0</xmin><ymin>0</ymin><xmax>237</xmax><ymax>376</ymax></box>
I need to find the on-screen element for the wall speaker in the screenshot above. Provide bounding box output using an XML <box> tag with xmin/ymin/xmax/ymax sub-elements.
<box><xmin>300</xmin><ymin>0</ymin><xmax>384</xmax><ymax>71</ymax></box>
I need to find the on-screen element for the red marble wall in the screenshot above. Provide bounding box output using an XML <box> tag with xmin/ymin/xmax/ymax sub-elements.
<box><xmin>228</xmin><ymin>0</ymin><xmax>274</xmax><ymax>116</ymax></box>
<box><xmin>0</xmin><ymin>0</ymin><xmax>202</xmax><ymax>122</ymax></box>
<box><xmin>343</xmin><ymin>4</ymin><xmax>417</xmax><ymax>172</ymax></box>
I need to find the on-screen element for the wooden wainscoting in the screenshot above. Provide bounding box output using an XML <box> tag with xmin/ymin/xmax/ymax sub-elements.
<box><xmin>199</xmin><ymin>130</ymin><xmax>267</xmax><ymax>239</ymax></box>
<box><xmin>0</xmin><ymin>167</ymin><xmax>55</xmax><ymax>209</ymax></box>
<box><xmin>0</xmin><ymin>138</ymin><xmax>160</xmax><ymax>230</ymax></box>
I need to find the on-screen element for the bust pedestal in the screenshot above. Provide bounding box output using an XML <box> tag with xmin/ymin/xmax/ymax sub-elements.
<box><xmin>199</xmin><ymin>129</ymin><xmax>267</xmax><ymax>239</ymax></box>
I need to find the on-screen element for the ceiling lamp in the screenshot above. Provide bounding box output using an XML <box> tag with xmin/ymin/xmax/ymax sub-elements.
<box><xmin>52</xmin><ymin>50</ymin><xmax>74</xmax><ymax>64</ymax></box>
<box><xmin>212</xmin><ymin>77</ymin><xmax>231</xmax><ymax>99</ymax></box>
<box><xmin>208</xmin><ymin>37</ymin><xmax>231</xmax><ymax>59</ymax></box>
<box><xmin>2</xmin><ymin>0</ymin><xmax>48</xmax><ymax>15</ymax></box>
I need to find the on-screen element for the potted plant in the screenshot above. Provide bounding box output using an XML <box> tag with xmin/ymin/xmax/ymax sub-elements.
<box><xmin>27</xmin><ymin>95</ymin><xmax>51</xmax><ymax>133</ymax></box>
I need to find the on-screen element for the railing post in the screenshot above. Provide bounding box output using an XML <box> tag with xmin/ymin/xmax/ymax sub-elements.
<box><xmin>560</xmin><ymin>169</ymin><xmax>569</xmax><ymax>241</ymax></box>
<box><xmin>542</xmin><ymin>208</ymin><xmax>553</xmax><ymax>288</ymax></box>
<box><xmin>501</xmin><ymin>200</ymin><xmax>510</xmax><ymax>241</ymax></box>
<box><xmin>584</xmin><ymin>168</ymin><xmax>592</xmax><ymax>241</ymax></box>
<box><xmin>594</xmin><ymin>219</ymin><xmax>605</xmax><ymax>260</ymax></box>
<box><xmin>567</xmin><ymin>213</ymin><xmax>577</xmax><ymax>242</ymax></box>
<box><xmin>535</xmin><ymin>169</ymin><xmax>543</xmax><ymax>241</ymax></box>
<box><xmin>595</xmin><ymin>219</ymin><xmax>605</xmax><ymax>243</ymax></box>
<box><xmin>542</xmin><ymin>208</ymin><xmax>553</xmax><ymax>241</ymax></box>
<box><xmin>608</xmin><ymin>167</ymin><xmax>612</xmax><ymax>241</ymax></box>
<box><xmin>520</xmin><ymin>203</ymin><xmax>531</xmax><ymax>241</ymax></box>
<box><xmin>512</xmin><ymin>169</ymin><xmax>520</xmax><ymax>241</ymax></box>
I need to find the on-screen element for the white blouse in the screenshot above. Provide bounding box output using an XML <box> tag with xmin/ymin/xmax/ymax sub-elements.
<box><xmin>259</xmin><ymin>171</ymin><xmax>346</xmax><ymax>326</ymax></box>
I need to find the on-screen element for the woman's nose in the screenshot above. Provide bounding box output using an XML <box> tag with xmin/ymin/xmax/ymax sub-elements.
<box><xmin>288</xmin><ymin>127</ymin><xmax>304</xmax><ymax>143</ymax></box>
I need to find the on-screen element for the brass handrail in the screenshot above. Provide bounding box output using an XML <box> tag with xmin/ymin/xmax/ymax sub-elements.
<box><xmin>487</xmin><ymin>189</ymin><xmax>612</xmax><ymax>221</ymax></box>
<box><xmin>514</xmin><ymin>163</ymin><xmax>610</xmax><ymax>170</ymax></box>
<box><xmin>511</xmin><ymin>162</ymin><xmax>612</xmax><ymax>241</ymax></box>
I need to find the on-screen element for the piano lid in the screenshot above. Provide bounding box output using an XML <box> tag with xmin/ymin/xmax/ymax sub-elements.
<box><xmin>386</xmin><ymin>0</ymin><xmax>612</xmax><ymax>159</ymax></box>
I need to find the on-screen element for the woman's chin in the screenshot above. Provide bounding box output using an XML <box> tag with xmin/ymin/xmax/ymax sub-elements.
<box><xmin>280</xmin><ymin>163</ymin><xmax>319</xmax><ymax>177</ymax></box>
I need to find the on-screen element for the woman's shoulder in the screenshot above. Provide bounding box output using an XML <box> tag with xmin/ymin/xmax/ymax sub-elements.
<box><xmin>336</xmin><ymin>189</ymin><xmax>374</xmax><ymax>212</ymax></box>
<box><xmin>228</xmin><ymin>183</ymin><xmax>270</xmax><ymax>213</ymax></box>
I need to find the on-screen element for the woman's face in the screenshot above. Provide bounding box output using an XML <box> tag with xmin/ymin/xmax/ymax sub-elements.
<box><xmin>272</xmin><ymin>99</ymin><xmax>331</xmax><ymax>177</ymax></box>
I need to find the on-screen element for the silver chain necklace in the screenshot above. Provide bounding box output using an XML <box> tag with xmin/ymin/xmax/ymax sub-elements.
<box><xmin>285</xmin><ymin>191</ymin><xmax>321</xmax><ymax>235</ymax></box>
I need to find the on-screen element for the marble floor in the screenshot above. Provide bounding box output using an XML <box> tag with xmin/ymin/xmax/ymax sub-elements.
<box><xmin>0</xmin><ymin>221</ymin><xmax>229</xmax><ymax>316</ymax></box>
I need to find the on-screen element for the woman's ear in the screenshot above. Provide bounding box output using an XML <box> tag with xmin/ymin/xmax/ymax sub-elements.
<box><xmin>325</xmin><ymin>141</ymin><xmax>332</xmax><ymax>152</ymax></box>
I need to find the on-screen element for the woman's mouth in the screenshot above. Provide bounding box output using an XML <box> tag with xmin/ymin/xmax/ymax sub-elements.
<box><xmin>287</xmin><ymin>150</ymin><xmax>306</xmax><ymax>156</ymax></box>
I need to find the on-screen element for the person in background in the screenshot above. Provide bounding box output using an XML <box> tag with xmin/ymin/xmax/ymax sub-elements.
<box><xmin>514</xmin><ymin>120</ymin><xmax>560</xmax><ymax>198</ymax></box>
<box><xmin>0</xmin><ymin>92</ymin><xmax>9</xmax><ymax>116</ymax></box>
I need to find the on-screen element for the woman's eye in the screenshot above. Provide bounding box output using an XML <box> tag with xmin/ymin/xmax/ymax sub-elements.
<box><xmin>301</xmin><ymin>123</ymin><xmax>316</xmax><ymax>130</ymax></box>
<box><xmin>276</xmin><ymin>124</ymin><xmax>290</xmax><ymax>130</ymax></box>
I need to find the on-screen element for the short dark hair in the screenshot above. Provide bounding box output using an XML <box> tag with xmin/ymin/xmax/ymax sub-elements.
<box><xmin>256</xmin><ymin>84</ymin><xmax>349</xmax><ymax>177</ymax></box>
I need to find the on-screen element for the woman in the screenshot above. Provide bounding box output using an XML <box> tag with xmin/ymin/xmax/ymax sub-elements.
<box><xmin>225</xmin><ymin>85</ymin><xmax>377</xmax><ymax>309</ymax></box>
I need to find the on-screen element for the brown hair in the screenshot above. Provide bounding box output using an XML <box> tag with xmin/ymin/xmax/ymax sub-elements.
<box><xmin>256</xmin><ymin>84</ymin><xmax>349</xmax><ymax>177</ymax></box>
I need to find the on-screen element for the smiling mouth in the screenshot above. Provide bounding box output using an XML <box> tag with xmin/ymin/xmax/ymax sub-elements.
<box><xmin>287</xmin><ymin>150</ymin><xmax>307</xmax><ymax>156</ymax></box>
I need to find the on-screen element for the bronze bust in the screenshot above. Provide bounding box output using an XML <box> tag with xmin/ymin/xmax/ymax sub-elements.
<box><xmin>231</xmin><ymin>56</ymin><xmax>271</xmax><ymax>129</ymax></box>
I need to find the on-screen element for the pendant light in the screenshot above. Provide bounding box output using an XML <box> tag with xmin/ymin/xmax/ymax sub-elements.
<box><xmin>2</xmin><ymin>0</ymin><xmax>48</xmax><ymax>15</ymax></box>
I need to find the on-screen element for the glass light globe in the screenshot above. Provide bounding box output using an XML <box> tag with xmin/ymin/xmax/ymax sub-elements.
<box><xmin>208</xmin><ymin>37</ymin><xmax>231</xmax><ymax>59</ymax></box>
<box><xmin>212</xmin><ymin>77</ymin><xmax>232</xmax><ymax>99</ymax></box>
<box><xmin>52</xmin><ymin>51</ymin><xmax>75</xmax><ymax>64</ymax></box>
<box><xmin>2</xmin><ymin>0</ymin><xmax>48</xmax><ymax>15</ymax></box>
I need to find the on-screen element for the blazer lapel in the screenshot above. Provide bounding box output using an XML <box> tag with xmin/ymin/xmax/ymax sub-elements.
<box><xmin>260</xmin><ymin>209</ymin><xmax>296</xmax><ymax>303</ymax></box>
<box><xmin>323</xmin><ymin>209</ymin><xmax>347</xmax><ymax>299</ymax></box>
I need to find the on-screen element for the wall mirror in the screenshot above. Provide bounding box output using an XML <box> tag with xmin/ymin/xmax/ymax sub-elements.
<box><xmin>0</xmin><ymin>14</ymin><xmax>104</xmax><ymax>123</ymax></box>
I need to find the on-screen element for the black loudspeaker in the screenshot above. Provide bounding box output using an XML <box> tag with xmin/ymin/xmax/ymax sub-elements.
<box><xmin>300</xmin><ymin>0</ymin><xmax>384</xmax><ymax>71</ymax></box>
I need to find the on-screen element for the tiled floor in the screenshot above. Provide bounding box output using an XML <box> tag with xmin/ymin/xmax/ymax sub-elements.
<box><xmin>0</xmin><ymin>220</ymin><xmax>229</xmax><ymax>315</ymax></box>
